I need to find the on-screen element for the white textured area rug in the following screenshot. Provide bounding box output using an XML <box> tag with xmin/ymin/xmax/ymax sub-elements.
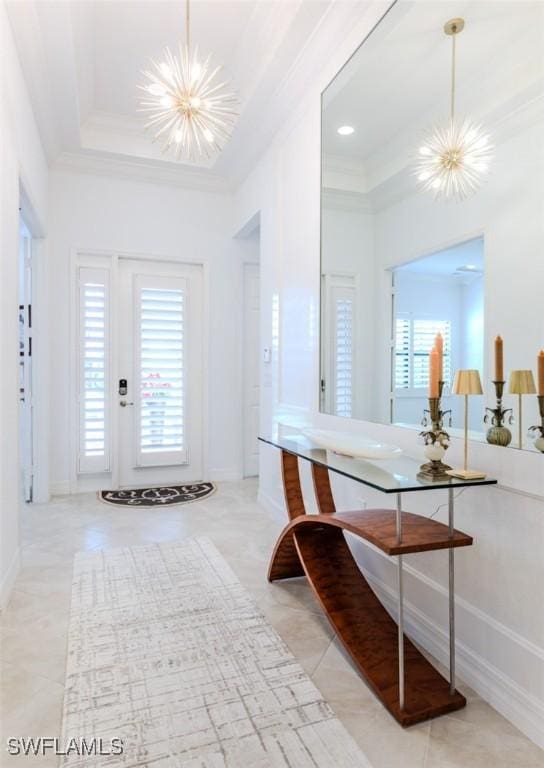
<box><xmin>62</xmin><ymin>537</ymin><xmax>372</xmax><ymax>768</ymax></box>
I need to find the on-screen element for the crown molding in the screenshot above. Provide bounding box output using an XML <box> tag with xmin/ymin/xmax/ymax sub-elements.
<box><xmin>51</xmin><ymin>151</ymin><xmax>231</xmax><ymax>194</ymax></box>
<box><xmin>322</xmin><ymin>152</ymin><xmax>366</xmax><ymax>179</ymax></box>
<box><xmin>79</xmin><ymin>110</ymin><xmax>219</xmax><ymax>171</ymax></box>
<box><xmin>322</xmin><ymin>187</ymin><xmax>373</xmax><ymax>213</ymax></box>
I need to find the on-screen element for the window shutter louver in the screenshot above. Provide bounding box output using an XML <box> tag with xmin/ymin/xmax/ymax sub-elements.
<box><xmin>395</xmin><ymin>317</ymin><xmax>411</xmax><ymax>389</ymax></box>
<box><xmin>334</xmin><ymin>297</ymin><xmax>353</xmax><ymax>418</ymax></box>
<box><xmin>395</xmin><ymin>316</ymin><xmax>452</xmax><ymax>391</ymax></box>
<box><xmin>136</xmin><ymin>283</ymin><xmax>187</xmax><ymax>467</ymax></box>
<box><xmin>78</xmin><ymin>267</ymin><xmax>110</xmax><ymax>473</ymax></box>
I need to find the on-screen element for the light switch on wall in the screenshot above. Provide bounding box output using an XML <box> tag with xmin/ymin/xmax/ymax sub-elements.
<box><xmin>263</xmin><ymin>347</ymin><xmax>271</xmax><ymax>363</ymax></box>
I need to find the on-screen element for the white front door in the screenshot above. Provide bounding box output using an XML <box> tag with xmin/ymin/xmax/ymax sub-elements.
<box><xmin>117</xmin><ymin>259</ymin><xmax>203</xmax><ymax>488</ymax></box>
<box><xmin>243</xmin><ymin>263</ymin><xmax>260</xmax><ymax>477</ymax></box>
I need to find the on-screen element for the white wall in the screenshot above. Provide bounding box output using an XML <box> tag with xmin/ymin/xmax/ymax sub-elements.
<box><xmin>48</xmin><ymin>170</ymin><xmax>253</xmax><ymax>492</ymax></box>
<box><xmin>0</xmin><ymin>4</ymin><xmax>48</xmax><ymax>609</ymax></box>
<box><xmin>234</xmin><ymin>1</ymin><xmax>544</xmax><ymax>749</ymax></box>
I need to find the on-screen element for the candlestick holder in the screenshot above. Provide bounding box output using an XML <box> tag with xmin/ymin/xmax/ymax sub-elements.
<box><xmin>418</xmin><ymin>381</ymin><xmax>452</xmax><ymax>480</ymax></box>
<box><xmin>528</xmin><ymin>395</ymin><xmax>544</xmax><ymax>453</ymax></box>
<box><xmin>484</xmin><ymin>381</ymin><xmax>513</xmax><ymax>447</ymax></box>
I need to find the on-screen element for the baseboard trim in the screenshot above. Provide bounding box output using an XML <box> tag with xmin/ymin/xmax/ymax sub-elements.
<box><xmin>360</xmin><ymin>563</ymin><xmax>544</xmax><ymax>749</ymax></box>
<box><xmin>52</xmin><ymin>472</ymin><xmax>244</xmax><ymax>494</ymax></box>
<box><xmin>0</xmin><ymin>547</ymin><xmax>20</xmax><ymax>611</ymax></box>
<box><xmin>209</xmin><ymin>467</ymin><xmax>242</xmax><ymax>482</ymax></box>
<box><xmin>257</xmin><ymin>487</ymin><xmax>286</xmax><ymax>522</ymax></box>
<box><xmin>50</xmin><ymin>481</ymin><xmax>70</xmax><ymax>496</ymax></box>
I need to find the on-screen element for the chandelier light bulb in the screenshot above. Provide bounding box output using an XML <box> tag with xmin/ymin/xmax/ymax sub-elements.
<box><xmin>416</xmin><ymin>119</ymin><xmax>493</xmax><ymax>200</ymax></box>
<box><xmin>139</xmin><ymin>0</ymin><xmax>238</xmax><ymax>161</ymax></box>
<box><xmin>146</xmin><ymin>83</ymin><xmax>166</xmax><ymax>96</ymax></box>
<box><xmin>414</xmin><ymin>18</ymin><xmax>493</xmax><ymax>201</ymax></box>
<box><xmin>160</xmin><ymin>62</ymin><xmax>174</xmax><ymax>82</ymax></box>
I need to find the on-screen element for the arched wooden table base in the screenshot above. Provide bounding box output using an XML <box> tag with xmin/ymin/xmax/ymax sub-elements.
<box><xmin>269</xmin><ymin>509</ymin><xmax>470</xmax><ymax>727</ymax></box>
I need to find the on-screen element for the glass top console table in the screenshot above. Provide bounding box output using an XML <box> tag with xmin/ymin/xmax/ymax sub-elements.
<box><xmin>259</xmin><ymin>434</ymin><xmax>497</xmax><ymax>726</ymax></box>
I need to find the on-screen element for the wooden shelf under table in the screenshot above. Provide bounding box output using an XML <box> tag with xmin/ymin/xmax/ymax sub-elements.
<box><xmin>291</xmin><ymin>508</ymin><xmax>473</xmax><ymax>555</ymax></box>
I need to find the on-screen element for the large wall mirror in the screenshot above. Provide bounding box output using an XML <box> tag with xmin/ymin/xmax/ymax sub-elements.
<box><xmin>320</xmin><ymin>0</ymin><xmax>544</xmax><ymax>452</ymax></box>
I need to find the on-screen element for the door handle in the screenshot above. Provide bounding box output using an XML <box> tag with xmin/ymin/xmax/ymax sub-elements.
<box><xmin>119</xmin><ymin>400</ymin><xmax>134</xmax><ymax>407</ymax></box>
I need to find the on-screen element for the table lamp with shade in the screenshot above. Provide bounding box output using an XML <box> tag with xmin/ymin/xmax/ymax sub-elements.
<box><xmin>446</xmin><ymin>370</ymin><xmax>486</xmax><ymax>480</ymax></box>
<box><xmin>508</xmin><ymin>370</ymin><xmax>537</xmax><ymax>449</ymax></box>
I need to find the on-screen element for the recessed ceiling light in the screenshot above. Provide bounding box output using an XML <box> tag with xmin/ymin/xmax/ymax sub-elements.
<box><xmin>337</xmin><ymin>125</ymin><xmax>355</xmax><ymax>136</ymax></box>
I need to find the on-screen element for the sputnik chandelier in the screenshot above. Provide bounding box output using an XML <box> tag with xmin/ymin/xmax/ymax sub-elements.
<box><xmin>139</xmin><ymin>0</ymin><xmax>237</xmax><ymax>161</ymax></box>
<box><xmin>415</xmin><ymin>18</ymin><xmax>493</xmax><ymax>201</ymax></box>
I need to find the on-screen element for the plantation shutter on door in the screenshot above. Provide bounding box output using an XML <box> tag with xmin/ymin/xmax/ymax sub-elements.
<box><xmin>135</xmin><ymin>274</ymin><xmax>187</xmax><ymax>467</ymax></box>
<box><xmin>334</xmin><ymin>295</ymin><xmax>354</xmax><ymax>418</ymax></box>
<box><xmin>78</xmin><ymin>267</ymin><xmax>110</xmax><ymax>473</ymax></box>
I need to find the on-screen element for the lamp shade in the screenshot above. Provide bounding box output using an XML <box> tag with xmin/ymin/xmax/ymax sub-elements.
<box><xmin>451</xmin><ymin>369</ymin><xmax>483</xmax><ymax>396</ymax></box>
<box><xmin>508</xmin><ymin>369</ymin><xmax>536</xmax><ymax>395</ymax></box>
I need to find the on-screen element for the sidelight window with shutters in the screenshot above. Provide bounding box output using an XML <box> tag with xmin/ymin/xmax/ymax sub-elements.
<box><xmin>77</xmin><ymin>266</ymin><xmax>110</xmax><ymax>473</ymax></box>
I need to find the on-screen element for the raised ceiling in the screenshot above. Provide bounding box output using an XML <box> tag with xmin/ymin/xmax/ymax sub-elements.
<box><xmin>6</xmin><ymin>0</ymin><xmax>334</xmax><ymax>188</ymax></box>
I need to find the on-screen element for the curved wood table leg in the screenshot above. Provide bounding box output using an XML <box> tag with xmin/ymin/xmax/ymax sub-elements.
<box><xmin>312</xmin><ymin>464</ymin><xmax>336</xmax><ymax>514</ymax></box>
<box><xmin>268</xmin><ymin>450</ymin><xmax>306</xmax><ymax>580</ymax></box>
<box><xmin>269</xmin><ymin>515</ymin><xmax>467</xmax><ymax>727</ymax></box>
<box><xmin>281</xmin><ymin>450</ymin><xmax>306</xmax><ymax>520</ymax></box>
<box><xmin>268</xmin><ymin>526</ymin><xmax>305</xmax><ymax>581</ymax></box>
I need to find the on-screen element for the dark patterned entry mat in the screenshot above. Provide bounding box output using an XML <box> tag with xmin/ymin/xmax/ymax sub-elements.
<box><xmin>98</xmin><ymin>483</ymin><xmax>216</xmax><ymax>507</ymax></box>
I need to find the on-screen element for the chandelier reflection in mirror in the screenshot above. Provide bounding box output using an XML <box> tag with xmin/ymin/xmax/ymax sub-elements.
<box><xmin>415</xmin><ymin>18</ymin><xmax>493</xmax><ymax>201</ymax></box>
<box><xmin>139</xmin><ymin>0</ymin><xmax>238</xmax><ymax>161</ymax></box>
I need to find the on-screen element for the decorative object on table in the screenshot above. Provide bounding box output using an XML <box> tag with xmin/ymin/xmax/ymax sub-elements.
<box><xmin>508</xmin><ymin>369</ymin><xmax>536</xmax><ymax>449</ymax></box>
<box><xmin>494</xmin><ymin>335</ymin><xmax>504</xmax><ymax>381</ymax></box>
<box><xmin>419</xmin><ymin>334</ymin><xmax>452</xmax><ymax>479</ymax></box>
<box><xmin>99</xmin><ymin>483</ymin><xmax>215</xmax><ymax>507</ymax></box>
<box><xmin>435</xmin><ymin>331</ymin><xmax>444</xmax><ymax>380</ymax></box>
<box><xmin>447</xmin><ymin>370</ymin><xmax>486</xmax><ymax>479</ymax></box>
<box><xmin>63</xmin><ymin>538</ymin><xmax>372</xmax><ymax>767</ymax></box>
<box><xmin>485</xmin><ymin>379</ymin><xmax>513</xmax><ymax>446</ymax></box>
<box><xmin>415</xmin><ymin>18</ymin><xmax>493</xmax><ymax>201</ymax></box>
<box><xmin>485</xmin><ymin>335</ymin><xmax>512</xmax><ymax>445</ymax></box>
<box><xmin>301</xmin><ymin>429</ymin><xmax>402</xmax><ymax>459</ymax></box>
<box><xmin>528</xmin><ymin>350</ymin><xmax>544</xmax><ymax>452</ymax></box>
<box><xmin>139</xmin><ymin>0</ymin><xmax>238</xmax><ymax>160</ymax></box>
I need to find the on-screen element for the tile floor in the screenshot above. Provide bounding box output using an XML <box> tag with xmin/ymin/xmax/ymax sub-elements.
<box><xmin>1</xmin><ymin>480</ymin><xmax>542</xmax><ymax>768</ymax></box>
